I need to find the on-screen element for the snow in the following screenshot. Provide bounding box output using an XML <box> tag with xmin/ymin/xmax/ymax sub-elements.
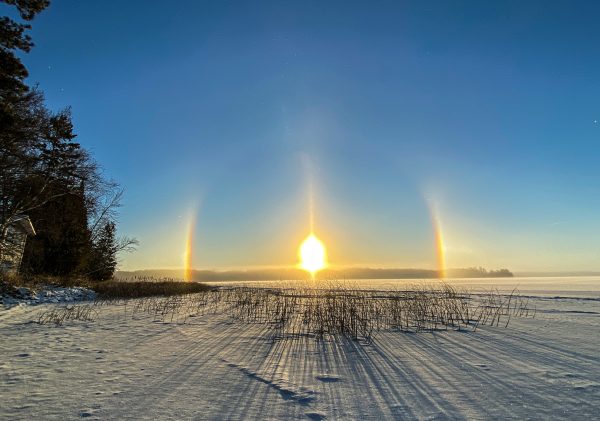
<box><xmin>1</xmin><ymin>283</ymin><xmax>599</xmax><ymax>420</ymax></box>
<box><xmin>2</xmin><ymin>285</ymin><xmax>96</xmax><ymax>308</ymax></box>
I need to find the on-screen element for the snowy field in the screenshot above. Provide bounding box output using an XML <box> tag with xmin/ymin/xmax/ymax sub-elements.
<box><xmin>1</xmin><ymin>280</ymin><xmax>599</xmax><ymax>420</ymax></box>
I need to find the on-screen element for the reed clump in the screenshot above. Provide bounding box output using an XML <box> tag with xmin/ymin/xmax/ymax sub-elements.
<box><xmin>208</xmin><ymin>282</ymin><xmax>534</xmax><ymax>342</ymax></box>
<box><xmin>92</xmin><ymin>280</ymin><xmax>212</xmax><ymax>300</ymax></box>
<box><xmin>37</xmin><ymin>304</ymin><xmax>98</xmax><ymax>326</ymax></box>
<box><xmin>35</xmin><ymin>282</ymin><xmax>535</xmax><ymax>342</ymax></box>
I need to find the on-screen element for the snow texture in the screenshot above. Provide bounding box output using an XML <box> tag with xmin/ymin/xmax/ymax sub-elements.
<box><xmin>1</xmin><ymin>285</ymin><xmax>96</xmax><ymax>308</ymax></box>
<box><xmin>1</xmin><ymin>289</ymin><xmax>599</xmax><ymax>420</ymax></box>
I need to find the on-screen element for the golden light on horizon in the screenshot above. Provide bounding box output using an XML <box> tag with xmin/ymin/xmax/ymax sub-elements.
<box><xmin>299</xmin><ymin>233</ymin><xmax>327</xmax><ymax>276</ymax></box>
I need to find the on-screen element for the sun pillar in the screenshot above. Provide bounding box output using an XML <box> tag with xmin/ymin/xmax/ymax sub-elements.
<box><xmin>298</xmin><ymin>159</ymin><xmax>327</xmax><ymax>279</ymax></box>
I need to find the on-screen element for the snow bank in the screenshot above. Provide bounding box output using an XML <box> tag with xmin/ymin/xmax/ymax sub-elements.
<box><xmin>1</xmin><ymin>283</ymin><xmax>96</xmax><ymax>308</ymax></box>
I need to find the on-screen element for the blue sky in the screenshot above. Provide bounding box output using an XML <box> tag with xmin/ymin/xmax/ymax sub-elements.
<box><xmin>11</xmin><ymin>0</ymin><xmax>600</xmax><ymax>271</ymax></box>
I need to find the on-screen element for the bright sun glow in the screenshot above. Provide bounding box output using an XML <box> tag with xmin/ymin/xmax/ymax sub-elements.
<box><xmin>299</xmin><ymin>234</ymin><xmax>327</xmax><ymax>275</ymax></box>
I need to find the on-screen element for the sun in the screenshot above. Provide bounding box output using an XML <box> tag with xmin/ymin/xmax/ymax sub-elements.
<box><xmin>299</xmin><ymin>233</ymin><xmax>327</xmax><ymax>276</ymax></box>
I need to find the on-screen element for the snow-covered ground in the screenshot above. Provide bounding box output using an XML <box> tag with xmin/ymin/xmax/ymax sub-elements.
<box><xmin>1</xmin><ymin>286</ymin><xmax>599</xmax><ymax>420</ymax></box>
<box><xmin>1</xmin><ymin>285</ymin><xmax>96</xmax><ymax>308</ymax></box>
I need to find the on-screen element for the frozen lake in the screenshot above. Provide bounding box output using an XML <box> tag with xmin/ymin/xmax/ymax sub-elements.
<box><xmin>207</xmin><ymin>276</ymin><xmax>600</xmax><ymax>298</ymax></box>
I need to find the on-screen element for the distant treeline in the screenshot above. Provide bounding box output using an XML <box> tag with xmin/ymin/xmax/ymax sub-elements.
<box><xmin>446</xmin><ymin>267</ymin><xmax>514</xmax><ymax>278</ymax></box>
<box><xmin>116</xmin><ymin>267</ymin><xmax>514</xmax><ymax>282</ymax></box>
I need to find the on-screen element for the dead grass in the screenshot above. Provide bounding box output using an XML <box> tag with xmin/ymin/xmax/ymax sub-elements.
<box><xmin>3</xmin><ymin>272</ymin><xmax>212</xmax><ymax>300</ymax></box>
<box><xmin>210</xmin><ymin>282</ymin><xmax>534</xmax><ymax>342</ymax></box>
<box><xmin>2</xmin><ymin>272</ymin><xmax>76</xmax><ymax>289</ymax></box>
<box><xmin>37</xmin><ymin>304</ymin><xmax>98</xmax><ymax>326</ymax></box>
<box><xmin>30</xmin><ymin>279</ymin><xmax>534</xmax><ymax>341</ymax></box>
<box><xmin>92</xmin><ymin>280</ymin><xmax>212</xmax><ymax>300</ymax></box>
<box><xmin>92</xmin><ymin>281</ymin><xmax>534</xmax><ymax>342</ymax></box>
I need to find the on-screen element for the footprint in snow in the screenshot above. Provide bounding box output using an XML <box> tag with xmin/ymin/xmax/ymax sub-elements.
<box><xmin>572</xmin><ymin>382</ymin><xmax>599</xmax><ymax>391</ymax></box>
<box><xmin>223</xmin><ymin>359</ymin><xmax>315</xmax><ymax>404</ymax></box>
<box><xmin>305</xmin><ymin>412</ymin><xmax>327</xmax><ymax>420</ymax></box>
<box><xmin>315</xmin><ymin>374</ymin><xmax>341</xmax><ymax>382</ymax></box>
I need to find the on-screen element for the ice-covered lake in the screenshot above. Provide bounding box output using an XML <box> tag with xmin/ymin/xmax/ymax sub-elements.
<box><xmin>208</xmin><ymin>276</ymin><xmax>600</xmax><ymax>298</ymax></box>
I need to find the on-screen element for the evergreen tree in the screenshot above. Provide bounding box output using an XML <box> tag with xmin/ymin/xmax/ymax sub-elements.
<box><xmin>1</xmin><ymin>1</ymin><xmax>136</xmax><ymax>277</ymax></box>
<box><xmin>1</xmin><ymin>0</ymin><xmax>53</xmax><ymax>258</ymax></box>
<box><xmin>0</xmin><ymin>0</ymin><xmax>50</xmax><ymax>98</ymax></box>
<box><xmin>88</xmin><ymin>222</ymin><xmax>117</xmax><ymax>281</ymax></box>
